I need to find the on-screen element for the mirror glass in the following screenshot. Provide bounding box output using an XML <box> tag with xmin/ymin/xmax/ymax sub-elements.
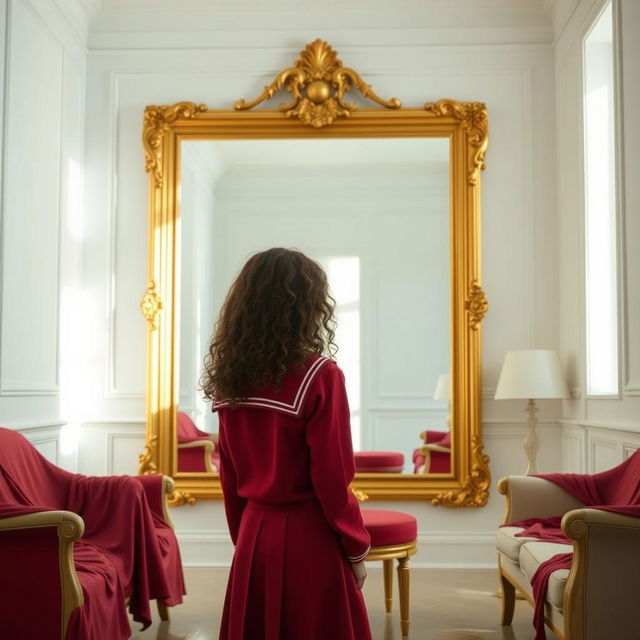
<box><xmin>177</xmin><ymin>137</ymin><xmax>451</xmax><ymax>476</ymax></box>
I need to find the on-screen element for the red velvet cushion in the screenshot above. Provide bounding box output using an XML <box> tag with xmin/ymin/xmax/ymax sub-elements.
<box><xmin>361</xmin><ymin>509</ymin><xmax>418</xmax><ymax>546</ymax></box>
<box><xmin>424</xmin><ymin>430</ymin><xmax>451</xmax><ymax>446</ymax></box>
<box><xmin>354</xmin><ymin>451</ymin><xmax>404</xmax><ymax>472</ymax></box>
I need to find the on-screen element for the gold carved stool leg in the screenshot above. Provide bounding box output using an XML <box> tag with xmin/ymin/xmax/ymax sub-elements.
<box><xmin>397</xmin><ymin>556</ymin><xmax>410</xmax><ymax>637</ymax></box>
<box><xmin>382</xmin><ymin>560</ymin><xmax>393</xmax><ymax>613</ymax></box>
<box><xmin>383</xmin><ymin>559</ymin><xmax>394</xmax><ymax>613</ymax></box>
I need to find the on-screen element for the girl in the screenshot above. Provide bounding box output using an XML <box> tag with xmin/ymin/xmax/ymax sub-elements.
<box><xmin>201</xmin><ymin>247</ymin><xmax>372</xmax><ymax>640</ymax></box>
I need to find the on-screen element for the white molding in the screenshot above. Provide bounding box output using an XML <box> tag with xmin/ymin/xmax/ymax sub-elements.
<box><xmin>0</xmin><ymin>384</ymin><xmax>60</xmax><ymax>396</ymax></box>
<box><xmin>82</xmin><ymin>419</ymin><xmax>145</xmax><ymax>427</ymax></box>
<box><xmin>548</xmin><ymin>0</ymin><xmax>583</xmax><ymax>44</ymax></box>
<box><xmin>9</xmin><ymin>420</ymin><xmax>67</xmax><ymax>433</ymax></box>
<box><xmin>176</xmin><ymin>528</ymin><xmax>498</xmax><ymax>569</ymax></box>
<box><xmin>104</xmin><ymin>70</ymin><xmax>146</xmax><ymax>399</ymax></box>
<box><xmin>483</xmin><ymin>420</ymin><xmax>561</xmax><ymax>437</ymax></box>
<box><xmin>50</xmin><ymin>0</ymin><xmax>95</xmax><ymax>50</ymax></box>
<box><xmin>588</xmin><ymin>433</ymin><xmax>619</xmax><ymax>473</ymax></box>
<box><xmin>559</xmin><ymin>418</ymin><xmax>640</xmax><ymax>434</ymax></box>
<box><xmin>0</xmin><ymin>0</ymin><xmax>65</xmax><ymax>398</ymax></box>
<box><xmin>521</xmin><ymin>62</ymin><xmax>536</xmax><ymax>348</ymax></box>
<box><xmin>106</xmin><ymin>430</ymin><xmax>145</xmax><ymax>474</ymax></box>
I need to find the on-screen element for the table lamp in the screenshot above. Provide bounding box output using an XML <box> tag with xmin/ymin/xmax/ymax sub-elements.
<box><xmin>494</xmin><ymin>350</ymin><xmax>568</xmax><ymax>474</ymax></box>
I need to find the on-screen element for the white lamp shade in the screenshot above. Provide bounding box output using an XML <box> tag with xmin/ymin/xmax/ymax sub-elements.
<box><xmin>433</xmin><ymin>373</ymin><xmax>451</xmax><ymax>400</ymax></box>
<box><xmin>495</xmin><ymin>350</ymin><xmax>569</xmax><ymax>400</ymax></box>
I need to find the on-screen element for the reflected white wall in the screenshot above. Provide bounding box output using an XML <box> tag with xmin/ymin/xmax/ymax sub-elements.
<box><xmin>179</xmin><ymin>140</ymin><xmax>450</xmax><ymax>470</ymax></box>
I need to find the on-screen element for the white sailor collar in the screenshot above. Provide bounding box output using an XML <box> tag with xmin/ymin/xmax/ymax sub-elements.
<box><xmin>211</xmin><ymin>355</ymin><xmax>331</xmax><ymax>418</ymax></box>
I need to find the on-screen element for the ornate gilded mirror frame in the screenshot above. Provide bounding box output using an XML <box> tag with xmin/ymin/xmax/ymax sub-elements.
<box><xmin>139</xmin><ymin>40</ymin><xmax>489</xmax><ymax>507</ymax></box>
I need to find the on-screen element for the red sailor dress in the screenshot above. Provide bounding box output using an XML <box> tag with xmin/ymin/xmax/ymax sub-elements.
<box><xmin>214</xmin><ymin>355</ymin><xmax>372</xmax><ymax>640</ymax></box>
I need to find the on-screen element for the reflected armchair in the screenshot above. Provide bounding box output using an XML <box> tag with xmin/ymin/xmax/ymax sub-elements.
<box><xmin>413</xmin><ymin>431</ymin><xmax>451</xmax><ymax>474</ymax></box>
<box><xmin>177</xmin><ymin>411</ymin><xmax>220</xmax><ymax>472</ymax></box>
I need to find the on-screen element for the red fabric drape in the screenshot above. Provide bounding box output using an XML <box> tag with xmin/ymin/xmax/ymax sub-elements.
<box><xmin>0</xmin><ymin>428</ymin><xmax>186</xmax><ymax>638</ymax></box>
<box><xmin>503</xmin><ymin>450</ymin><xmax>640</xmax><ymax>640</ymax></box>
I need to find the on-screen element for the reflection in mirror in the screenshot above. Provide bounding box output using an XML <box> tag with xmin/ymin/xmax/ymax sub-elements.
<box><xmin>177</xmin><ymin>137</ymin><xmax>451</xmax><ymax>475</ymax></box>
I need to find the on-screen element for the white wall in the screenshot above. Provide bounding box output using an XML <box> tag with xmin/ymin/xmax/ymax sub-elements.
<box><xmin>554</xmin><ymin>0</ymin><xmax>640</xmax><ymax>472</ymax></box>
<box><xmin>0</xmin><ymin>0</ymin><xmax>90</xmax><ymax>469</ymax></box>
<box><xmin>79</xmin><ymin>4</ymin><xmax>560</xmax><ymax>567</ymax></box>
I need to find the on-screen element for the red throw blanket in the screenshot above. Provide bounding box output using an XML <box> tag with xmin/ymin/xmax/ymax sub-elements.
<box><xmin>0</xmin><ymin>428</ymin><xmax>185</xmax><ymax>638</ymax></box>
<box><xmin>504</xmin><ymin>450</ymin><xmax>640</xmax><ymax>640</ymax></box>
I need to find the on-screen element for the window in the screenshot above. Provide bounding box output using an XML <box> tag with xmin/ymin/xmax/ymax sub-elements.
<box><xmin>584</xmin><ymin>1</ymin><xmax>619</xmax><ymax>396</ymax></box>
<box><xmin>320</xmin><ymin>256</ymin><xmax>361</xmax><ymax>449</ymax></box>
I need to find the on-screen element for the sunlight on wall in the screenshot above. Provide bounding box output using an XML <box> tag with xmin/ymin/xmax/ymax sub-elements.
<box><xmin>59</xmin><ymin>158</ymin><xmax>85</xmax><ymax>456</ymax></box>
<box><xmin>59</xmin><ymin>287</ymin><xmax>88</xmax><ymax>455</ymax></box>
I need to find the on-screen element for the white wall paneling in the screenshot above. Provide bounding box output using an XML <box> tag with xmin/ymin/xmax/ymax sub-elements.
<box><xmin>0</xmin><ymin>0</ymin><xmax>87</xmax><ymax>472</ymax></box>
<box><xmin>618</xmin><ymin>0</ymin><xmax>640</xmax><ymax>396</ymax></box>
<box><xmin>76</xmin><ymin>420</ymin><xmax>145</xmax><ymax>476</ymax></box>
<box><xmin>555</xmin><ymin>0</ymin><xmax>640</xmax><ymax>468</ymax></box>
<box><xmin>0</xmin><ymin>0</ymin><xmax>64</xmax><ymax>396</ymax></box>
<box><xmin>560</xmin><ymin>420</ymin><xmax>587</xmax><ymax>472</ymax></box>
<box><xmin>589</xmin><ymin>433</ymin><xmax>620</xmax><ymax>473</ymax></box>
<box><xmin>14</xmin><ymin>421</ymin><xmax>66</xmax><ymax>465</ymax></box>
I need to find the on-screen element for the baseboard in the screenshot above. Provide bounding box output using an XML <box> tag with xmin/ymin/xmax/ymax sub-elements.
<box><xmin>176</xmin><ymin>529</ymin><xmax>498</xmax><ymax>569</ymax></box>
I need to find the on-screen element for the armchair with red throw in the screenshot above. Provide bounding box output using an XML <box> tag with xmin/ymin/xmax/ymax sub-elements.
<box><xmin>177</xmin><ymin>411</ymin><xmax>220</xmax><ymax>472</ymax></box>
<box><xmin>412</xmin><ymin>430</ymin><xmax>451</xmax><ymax>474</ymax></box>
<box><xmin>0</xmin><ymin>427</ymin><xmax>186</xmax><ymax>640</ymax></box>
<box><xmin>497</xmin><ymin>450</ymin><xmax>640</xmax><ymax>640</ymax></box>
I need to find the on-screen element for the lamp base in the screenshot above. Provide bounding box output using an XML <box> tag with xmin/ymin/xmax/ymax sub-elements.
<box><xmin>523</xmin><ymin>399</ymin><xmax>539</xmax><ymax>475</ymax></box>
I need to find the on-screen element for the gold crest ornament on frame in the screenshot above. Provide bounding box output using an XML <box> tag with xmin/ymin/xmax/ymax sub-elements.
<box><xmin>139</xmin><ymin>39</ymin><xmax>489</xmax><ymax>507</ymax></box>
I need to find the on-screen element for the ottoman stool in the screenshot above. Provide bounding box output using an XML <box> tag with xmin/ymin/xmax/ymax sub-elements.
<box><xmin>355</xmin><ymin>451</ymin><xmax>405</xmax><ymax>473</ymax></box>
<box><xmin>362</xmin><ymin>509</ymin><xmax>418</xmax><ymax>636</ymax></box>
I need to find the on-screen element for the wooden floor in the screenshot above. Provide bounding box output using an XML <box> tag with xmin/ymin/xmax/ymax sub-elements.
<box><xmin>131</xmin><ymin>567</ymin><xmax>558</xmax><ymax>640</ymax></box>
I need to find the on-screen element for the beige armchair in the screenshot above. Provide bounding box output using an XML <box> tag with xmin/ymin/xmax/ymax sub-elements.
<box><xmin>497</xmin><ymin>475</ymin><xmax>640</xmax><ymax>640</ymax></box>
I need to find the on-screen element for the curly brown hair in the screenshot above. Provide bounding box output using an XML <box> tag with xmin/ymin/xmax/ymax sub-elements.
<box><xmin>200</xmin><ymin>248</ymin><xmax>337</xmax><ymax>402</ymax></box>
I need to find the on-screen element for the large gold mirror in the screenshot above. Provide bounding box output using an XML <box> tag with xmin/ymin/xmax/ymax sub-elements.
<box><xmin>138</xmin><ymin>40</ymin><xmax>489</xmax><ymax>507</ymax></box>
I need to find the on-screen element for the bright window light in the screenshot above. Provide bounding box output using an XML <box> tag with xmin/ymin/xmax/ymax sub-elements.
<box><xmin>321</xmin><ymin>256</ymin><xmax>361</xmax><ymax>449</ymax></box>
<box><xmin>584</xmin><ymin>1</ymin><xmax>618</xmax><ymax>396</ymax></box>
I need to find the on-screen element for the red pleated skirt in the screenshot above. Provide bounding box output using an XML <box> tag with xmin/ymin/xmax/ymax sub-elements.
<box><xmin>219</xmin><ymin>499</ymin><xmax>372</xmax><ymax>640</ymax></box>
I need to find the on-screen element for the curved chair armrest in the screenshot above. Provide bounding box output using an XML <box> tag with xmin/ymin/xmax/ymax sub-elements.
<box><xmin>419</xmin><ymin>444</ymin><xmax>451</xmax><ymax>453</ymax></box>
<box><xmin>178</xmin><ymin>440</ymin><xmax>216</xmax><ymax>472</ymax></box>
<box><xmin>497</xmin><ymin>476</ymin><xmax>585</xmax><ymax>524</ymax></box>
<box><xmin>0</xmin><ymin>510</ymin><xmax>85</xmax><ymax>637</ymax></box>
<box><xmin>178</xmin><ymin>440</ymin><xmax>214</xmax><ymax>452</ymax></box>
<box><xmin>161</xmin><ymin>475</ymin><xmax>175</xmax><ymax>529</ymax></box>
<box><xmin>417</xmin><ymin>444</ymin><xmax>451</xmax><ymax>474</ymax></box>
<box><xmin>134</xmin><ymin>474</ymin><xmax>176</xmax><ymax>529</ymax></box>
<box><xmin>562</xmin><ymin>507</ymin><xmax>640</xmax><ymax>538</ymax></box>
<box><xmin>561</xmin><ymin>508</ymin><xmax>640</xmax><ymax>640</ymax></box>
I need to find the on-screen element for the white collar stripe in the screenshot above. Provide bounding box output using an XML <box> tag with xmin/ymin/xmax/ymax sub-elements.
<box><xmin>292</xmin><ymin>356</ymin><xmax>330</xmax><ymax>407</ymax></box>
<box><xmin>213</xmin><ymin>357</ymin><xmax>331</xmax><ymax>416</ymax></box>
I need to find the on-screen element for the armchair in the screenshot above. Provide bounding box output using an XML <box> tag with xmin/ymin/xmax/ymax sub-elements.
<box><xmin>0</xmin><ymin>428</ymin><xmax>186</xmax><ymax>639</ymax></box>
<box><xmin>497</xmin><ymin>474</ymin><xmax>640</xmax><ymax>640</ymax></box>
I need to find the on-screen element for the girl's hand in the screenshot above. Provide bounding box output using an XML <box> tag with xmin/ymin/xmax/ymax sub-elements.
<box><xmin>350</xmin><ymin>560</ymin><xmax>367</xmax><ymax>589</ymax></box>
